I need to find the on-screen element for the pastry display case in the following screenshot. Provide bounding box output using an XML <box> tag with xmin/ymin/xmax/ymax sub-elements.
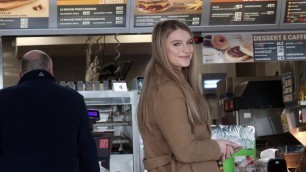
<box><xmin>79</xmin><ymin>90</ymin><xmax>141</xmax><ymax>172</ymax></box>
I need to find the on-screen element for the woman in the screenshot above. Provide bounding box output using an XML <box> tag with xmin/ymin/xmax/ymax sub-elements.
<box><xmin>137</xmin><ymin>20</ymin><xmax>239</xmax><ymax>172</ymax></box>
<box><xmin>296</xmin><ymin>147</ymin><xmax>306</xmax><ymax>172</ymax></box>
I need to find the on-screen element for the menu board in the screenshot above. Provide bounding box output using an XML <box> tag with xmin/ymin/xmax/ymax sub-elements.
<box><xmin>253</xmin><ymin>33</ymin><xmax>306</xmax><ymax>62</ymax></box>
<box><xmin>285</xmin><ymin>0</ymin><xmax>306</xmax><ymax>23</ymax></box>
<box><xmin>209</xmin><ymin>0</ymin><xmax>277</xmax><ymax>25</ymax></box>
<box><xmin>57</xmin><ymin>0</ymin><xmax>126</xmax><ymax>28</ymax></box>
<box><xmin>282</xmin><ymin>72</ymin><xmax>294</xmax><ymax>103</ymax></box>
<box><xmin>133</xmin><ymin>0</ymin><xmax>202</xmax><ymax>27</ymax></box>
<box><xmin>202</xmin><ymin>33</ymin><xmax>254</xmax><ymax>64</ymax></box>
<box><xmin>0</xmin><ymin>0</ymin><xmax>49</xmax><ymax>29</ymax></box>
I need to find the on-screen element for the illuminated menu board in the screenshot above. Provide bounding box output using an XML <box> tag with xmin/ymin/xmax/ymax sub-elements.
<box><xmin>282</xmin><ymin>72</ymin><xmax>294</xmax><ymax>103</ymax></box>
<box><xmin>202</xmin><ymin>33</ymin><xmax>254</xmax><ymax>64</ymax></box>
<box><xmin>285</xmin><ymin>0</ymin><xmax>306</xmax><ymax>23</ymax></box>
<box><xmin>133</xmin><ymin>0</ymin><xmax>202</xmax><ymax>27</ymax></box>
<box><xmin>209</xmin><ymin>0</ymin><xmax>277</xmax><ymax>25</ymax></box>
<box><xmin>253</xmin><ymin>33</ymin><xmax>306</xmax><ymax>62</ymax></box>
<box><xmin>0</xmin><ymin>0</ymin><xmax>48</xmax><ymax>29</ymax></box>
<box><xmin>57</xmin><ymin>0</ymin><xmax>126</xmax><ymax>28</ymax></box>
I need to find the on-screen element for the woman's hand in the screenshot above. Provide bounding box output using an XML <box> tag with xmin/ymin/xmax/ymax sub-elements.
<box><xmin>215</xmin><ymin>139</ymin><xmax>241</xmax><ymax>160</ymax></box>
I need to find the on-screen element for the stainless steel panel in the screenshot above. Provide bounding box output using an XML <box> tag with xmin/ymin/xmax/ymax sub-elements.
<box><xmin>239</xmin><ymin>108</ymin><xmax>284</xmax><ymax>137</ymax></box>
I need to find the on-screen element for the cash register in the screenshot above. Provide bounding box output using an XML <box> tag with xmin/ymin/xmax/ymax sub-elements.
<box><xmin>88</xmin><ymin>110</ymin><xmax>113</xmax><ymax>170</ymax></box>
<box><xmin>88</xmin><ymin>109</ymin><xmax>100</xmax><ymax>130</ymax></box>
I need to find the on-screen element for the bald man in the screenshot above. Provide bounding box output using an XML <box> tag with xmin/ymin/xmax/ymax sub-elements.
<box><xmin>19</xmin><ymin>50</ymin><xmax>54</xmax><ymax>77</ymax></box>
<box><xmin>0</xmin><ymin>50</ymin><xmax>99</xmax><ymax>172</ymax></box>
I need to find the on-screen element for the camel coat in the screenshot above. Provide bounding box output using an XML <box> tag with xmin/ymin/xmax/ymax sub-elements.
<box><xmin>140</xmin><ymin>80</ymin><xmax>221</xmax><ymax>172</ymax></box>
<box><xmin>296</xmin><ymin>147</ymin><xmax>306</xmax><ymax>172</ymax></box>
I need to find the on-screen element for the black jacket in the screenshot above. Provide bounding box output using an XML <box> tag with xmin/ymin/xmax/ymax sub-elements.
<box><xmin>0</xmin><ymin>70</ymin><xmax>99</xmax><ymax>172</ymax></box>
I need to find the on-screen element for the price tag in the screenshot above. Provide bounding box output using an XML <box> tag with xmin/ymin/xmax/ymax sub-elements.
<box><xmin>112</xmin><ymin>82</ymin><xmax>128</xmax><ymax>92</ymax></box>
<box><xmin>99</xmin><ymin>139</ymin><xmax>109</xmax><ymax>149</ymax></box>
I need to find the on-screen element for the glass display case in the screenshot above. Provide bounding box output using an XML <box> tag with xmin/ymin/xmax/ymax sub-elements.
<box><xmin>78</xmin><ymin>90</ymin><xmax>141</xmax><ymax>172</ymax></box>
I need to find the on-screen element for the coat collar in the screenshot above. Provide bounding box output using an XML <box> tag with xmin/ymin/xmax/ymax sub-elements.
<box><xmin>18</xmin><ymin>69</ymin><xmax>55</xmax><ymax>84</ymax></box>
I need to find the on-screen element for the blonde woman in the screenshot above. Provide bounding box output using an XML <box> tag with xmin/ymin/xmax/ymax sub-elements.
<box><xmin>137</xmin><ymin>20</ymin><xmax>239</xmax><ymax>172</ymax></box>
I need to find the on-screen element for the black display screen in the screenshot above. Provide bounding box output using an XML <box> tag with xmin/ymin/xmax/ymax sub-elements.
<box><xmin>88</xmin><ymin>110</ymin><xmax>100</xmax><ymax>122</ymax></box>
<box><xmin>88</xmin><ymin>110</ymin><xmax>99</xmax><ymax>117</ymax></box>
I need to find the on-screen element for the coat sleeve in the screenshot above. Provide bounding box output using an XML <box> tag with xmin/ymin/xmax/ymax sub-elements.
<box><xmin>77</xmin><ymin>96</ymin><xmax>100</xmax><ymax>172</ymax></box>
<box><xmin>297</xmin><ymin>148</ymin><xmax>306</xmax><ymax>172</ymax></box>
<box><xmin>156</xmin><ymin>82</ymin><xmax>221</xmax><ymax>163</ymax></box>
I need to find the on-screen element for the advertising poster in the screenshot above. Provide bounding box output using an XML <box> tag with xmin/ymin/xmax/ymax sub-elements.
<box><xmin>202</xmin><ymin>33</ymin><xmax>254</xmax><ymax>64</ymax></box>
<box><xmin>209</xmin><ymin>0</ymin><xmax>277</xmax><ymax>25</ymax></box>
<box><xmin>134</xmin><ymin>0</ymin><xmax>202</xmax><ymax>27</ymax></box>
<box><xmin>285</xmin><ymin>0</ymin><xmax>306</xmax><ymax>23</ymax></box>
<box><xmin>211</xmin><ymin>125</ymin><xmax>256</xmax><ymax>172</ymax></box>
<box><xmin>57</xmin><ymin>0</ymin><xmax>126</xmax><ymax>28</ymax></box>
<box><xmin>253</xmin><ymin>33</ymin><xmax>306</xmax><ymax>62</ymax></box>
<box><xmin>234</xmin><ymin>156</ymin><xmax>255</xmax><ymax>172</ymax></box>
<box><xmin>0</xmin><ymin>0</ymin><xmax>49</xmax><ymax>29</ymax></box>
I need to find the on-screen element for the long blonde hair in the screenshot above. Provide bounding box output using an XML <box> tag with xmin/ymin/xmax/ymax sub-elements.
<box><xmin>137</xmin><ymin>20</ymin><xmax>210</xmax><ymax>132</ymax></box>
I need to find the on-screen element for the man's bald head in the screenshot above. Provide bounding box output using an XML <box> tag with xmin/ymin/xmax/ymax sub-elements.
<box><xmin>20</xmin><ymin>50</ymin><xmax>53</xmax><ymax>77</ymax></box>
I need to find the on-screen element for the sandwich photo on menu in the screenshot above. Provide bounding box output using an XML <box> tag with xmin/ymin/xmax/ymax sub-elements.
<box><xmin>0</xmin><ymin>0</ymin><xmax>36</xmax><ymax>11</ymax></box>
<box><xmin>137</xmin><ymin>0</ymin><xmax>170</xmax><ymax>13</ymax></box>
<box><xmin>225</xmin><ymin>42</ymin><xmax>253</xmax><ymax>62</ymax></box>
<box><xmin>136</xmin><ymin>0</ymin><xmax>203</xmax><ymax>14</ymax></box>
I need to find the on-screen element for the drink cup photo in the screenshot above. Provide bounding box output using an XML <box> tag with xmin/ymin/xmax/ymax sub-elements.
<box><xmin>203</xmin><ymin>47</ymin><xmax>223</xmax><ymax>63</ymax></box>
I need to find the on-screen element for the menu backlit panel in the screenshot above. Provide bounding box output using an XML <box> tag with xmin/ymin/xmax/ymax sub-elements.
<box><xmin>202</xmin><ymin>33</ymin><xmax>254</xmax><ymax>64</ymax></box>
<box><xmin>133</xmin><ymin>0</ymin><xmax>202</xmax><ymax>27</ymax></box>
<box><xmin>253</xmin><ymin>33</ymin><xmax>306</xmax><ymax>62</ymax></box>
<box><xmin>282</xmin><ymin>72</ymin><xmax>294</xmax><ymax>103</ymax></box>
<box><xmin>210</xmin><ymin>0</ymin><xmax>277</xmax><ymax>25</ymax></box>
<box><xmin>0</xmin><ymin>0</ymin><xmax>48</xmax><ymax>29</ymax></box>
<box><xmin>285</xmin><ymin>0</ymin><xmax>306</xmax><ymax>23</ymax></box>
<box><xmin>57</xmin><ymin>0</ymin><xmax>126</xmax><ymax>28</ymax></box>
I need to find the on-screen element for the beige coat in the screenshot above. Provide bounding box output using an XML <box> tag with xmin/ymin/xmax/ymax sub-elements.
<box><xmin>141</xmin><ymin>80</ymin><xmax>221</xmax><ymax>172</ymax></box>
<box><xmin>296</xmin><ymin>147</ymin><xmax>306</xmax><ymax>172</ymax></box>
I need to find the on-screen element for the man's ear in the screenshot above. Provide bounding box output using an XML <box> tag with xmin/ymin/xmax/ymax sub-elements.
<box><xmin>48</xmin><ymin>67</ymin><xmax>54</xmax><ymax>76</ymax></box>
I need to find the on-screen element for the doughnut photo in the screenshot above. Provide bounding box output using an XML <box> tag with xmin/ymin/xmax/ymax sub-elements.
<box><xmin>211</xmin><ymin>34</ymin><xmax>229</xmax><ymax>50</ymax></box>
<box><xmin>202</xmin><ymin>34</ymin><xmax>254</xmax><ymax>64</ymax></box>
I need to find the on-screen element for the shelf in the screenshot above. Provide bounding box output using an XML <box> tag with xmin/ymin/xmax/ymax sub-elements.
<box><xmin>95</xmin><ymin>121</ymin><xmax>130</xmax><ymax>127</ymax></box>
<box><xmin>112</xmin><ymin>136</ymin><xmax>130</xmax><ymax>144</ymax></box>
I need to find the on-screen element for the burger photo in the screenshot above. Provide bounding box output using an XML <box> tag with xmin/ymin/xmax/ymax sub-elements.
<box><xmin>0</xmin><ymin>0</ymin><xmax>36</xmax><ymax>11</ymax></box>
<box><xmin>137</xmin><ymin>0</ymin><xmax>170</xmax><ymax>13</ymax></box>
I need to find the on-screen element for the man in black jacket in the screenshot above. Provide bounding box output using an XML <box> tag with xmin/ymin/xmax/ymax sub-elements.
<box><xmin>0</xmin><ymin>50</ymin><xmax>100</xmax><ymax>172</ymax></box>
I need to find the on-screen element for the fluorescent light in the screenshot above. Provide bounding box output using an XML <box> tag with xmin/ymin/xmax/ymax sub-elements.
<box><xmin>16</xmin><ymin>35</ymin><xmax>152</xmax><ymax>46</ymax></box>
<box><xmin>204</xmin><ymin>79</ymin><xmax>221</xmax><ymax>89</ymax></box>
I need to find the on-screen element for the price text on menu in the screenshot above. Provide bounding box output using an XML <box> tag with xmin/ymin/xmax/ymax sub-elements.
<box><xmin>209</xmin><ymin>0</ymin><xmax>277</xmax><ymax>25</ymax></box>
<box><xmin>57</xmin><ymin>4</ymin><xmax>126</xmax><ymax>28</ymax></box>
<box><xmin>0</xmin><ymin>0</ymin><xmax>49</xmax><ymax>29</ymax></box>
<box><xmin>253</xmin><ymin>33</ymin><xmax>306</xmax><ymax>62</ymax></box>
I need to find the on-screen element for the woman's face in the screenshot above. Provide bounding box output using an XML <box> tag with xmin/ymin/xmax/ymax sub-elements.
<box><xmin>166</xmin><ymin>28</ymin><xmax>194</xmax><ymax>70</ymax></box>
